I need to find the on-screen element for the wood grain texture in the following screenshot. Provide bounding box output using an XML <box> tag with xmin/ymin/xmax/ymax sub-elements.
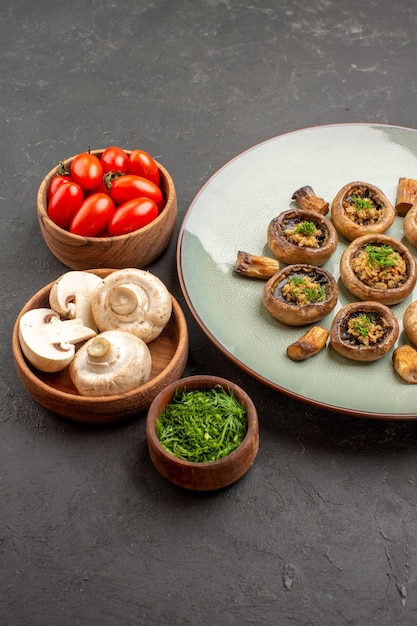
<box><xmin>12</xmin><ymin>269</ymin><xmax>189</xmax><ymax>423</ymax></box>
<box><xmin>146</xmin><ymin>375</ymin><xmax>259</xmax><ymax>491</ymax></box>
<box><xmin>37</xmin><ymin>150</ymin><xmax>177</xmax><ymax>270</ymax></box>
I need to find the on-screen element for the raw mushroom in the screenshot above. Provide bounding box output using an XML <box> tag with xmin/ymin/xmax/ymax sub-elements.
<box><xmin>19</xmin><ymin>307</ymin><xmax>97</xmax><ymax>372</ymax></box>
<box><xmin>49</xmin><ymin>271</ymin><xmax>104</xmax><ymax>331</ymax></box>
<box><xmin>90</xmin><ymin>268</ymin><xmax>172</xmax><ymax>343</ymax></box>
<box><xmin>69</xmin><ymin>330</ymin><xmax>152</xmax><ymax>396</ymax></box>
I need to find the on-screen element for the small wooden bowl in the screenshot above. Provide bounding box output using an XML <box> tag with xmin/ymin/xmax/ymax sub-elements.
<box><xmin>12</xmin><ymin>269</ymin><xmax>189</xmax><ymax>424</ymax></box>
<box><xmin>37</xmin><ymin>149</ymin><xmax>177</xmax><ymax>270</ymax></box>
<box><xmin>146</xmin><ymin>375</ymin><xmax>259</xmax><ymax>491</ymax></box>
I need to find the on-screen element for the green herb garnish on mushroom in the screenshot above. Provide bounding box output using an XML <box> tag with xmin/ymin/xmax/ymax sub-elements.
<box><xmin>364</xmin><ymin>244</ymin><xmax>398</xmax><ymax>268</ymax></box>
<box><xmin>156</xmin><ymin>387</ymin><xmax>248</xmax><ymax>463</ymax></box>
<box><xmin>350</xmin><ymin>195</ymin><xmax>374</xmax><ymax>210</ymax></box>
<box><xmin>293</xmin><ymin>221</ymin><xmax>318</xmax><ymax>236</ymax></box>
<box><xmin>284</xmin><ymin>275</ymin><xmax>326</xmax><ymax>304</ymax></box>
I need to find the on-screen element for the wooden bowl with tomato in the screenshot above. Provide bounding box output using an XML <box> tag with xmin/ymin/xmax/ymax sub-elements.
<box><xmin>146</xmin><ymin>375</ymin><xmax>259</xmax><ymax>491</ymax></box>
<box><xmin>12</xmin><ymin>268</ymin><xmax>189</xmax><ymax>424</ymax></box>
<box><xmin>37</xmin><ymin>147</ymin><xmax>177</xmax><ymax>270</ymax></box>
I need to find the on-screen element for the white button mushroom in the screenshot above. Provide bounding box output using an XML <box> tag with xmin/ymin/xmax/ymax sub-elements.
<box><xmin>49</xmin><ymin>271</ymin><xmax>104</xmax><ymax>331</ymax></box>
<box><xmin>18</xmin><ymin>308</ymin><xmax>97</xmax><ymax>373</ymax></box>
<box><xmin>69</xmin><ymin>329</ymin><xmax>152</xmax><ymax>396</ymax></box>
<box><xmin>90</xmin><ymin>268</ymin><xmax>172</xmax><ymax>343</ymax></box>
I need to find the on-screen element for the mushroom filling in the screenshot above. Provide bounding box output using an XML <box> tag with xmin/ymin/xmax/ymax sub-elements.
<box><xmin>283</xmin><ymin>218</ymin><xmax>325</xmax><ymax>249</ymax></box>
<box><xmin>277</xmin><ymin>272</ymin><xmax>327</xmax><ymax>305</ymax></box>
<box><xmin>343</xmin><ymin>186</ymin><xmax>383</xmax><ymax>225</ymax></box>
<box><xmin>341</xmin><ymin>311</ymin><xmax>386</xmax><ymax>347</ymax></box>
<box><xmin>351</xmin><ymin>244</ymin><xmax>407</xmax><ymax>289</ymax></box>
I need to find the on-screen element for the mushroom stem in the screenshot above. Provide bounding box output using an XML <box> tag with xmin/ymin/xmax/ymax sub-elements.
<box><xmin>107</xmin><ymin>284</ymin><xmax>147</xmax><ymax>320</ymax></box>
<box><xmin>233</xmin><ymin>251</ymin><xmax>280</xmax><ymax>279</ymax></box>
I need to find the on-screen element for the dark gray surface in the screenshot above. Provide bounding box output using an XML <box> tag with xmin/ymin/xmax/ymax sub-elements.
<box><xmin>2</xmin><ymin>1</ymin><xmax>417</xmax><ymax>624</ymax></box>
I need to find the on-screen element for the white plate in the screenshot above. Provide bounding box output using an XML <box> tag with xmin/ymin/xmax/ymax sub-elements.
<box><xmin>177</xmin><ymin>123</ymin><xmax>417</xmax><ymax>419</ymax></box>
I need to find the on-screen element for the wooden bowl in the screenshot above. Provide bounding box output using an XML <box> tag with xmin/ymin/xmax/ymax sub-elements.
<box><xmin>12</xmin><ymin>269</ymin><xmax>189</xmax><ymax>424</ymax></box>
<box><xmin>146</xmin><ymin>375</ymin><xmax>259</xmax><ymax>491</ymax></box>
<box><xmin>37</xmin><ymin>149</ymin><xmax>177</xmax><ymax>270</ymax></box>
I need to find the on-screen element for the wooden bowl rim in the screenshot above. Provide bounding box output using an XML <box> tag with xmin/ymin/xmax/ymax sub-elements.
<box><xmin>37</xmin><ymin>149</ymin><xmax>176</xmax><ymax>243</ymax></box>
<box><xmin>146</xmin><ymin>374</ymin><xmax>259</xmax><ymax>469</ymax></box>
<box><xmin>12</xmin><ymin>269</ymin><xmax>188</xmax><ymax>405</ymax></box>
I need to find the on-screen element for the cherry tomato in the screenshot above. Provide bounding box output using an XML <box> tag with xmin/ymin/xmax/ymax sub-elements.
<box><xmin>70</xmin><ymin>152</ymin><xmax>104</xmax><ymax>190</ymax></box>
<box><xmin>47</xmin><ymin>174</ymin><xmax>73</xmax><ymax>201</ymax></box>
<box><xmin>108</xmin><ymin>198</ymin><xmax>159</xmax><ymax>236</ymax></box>
<box><xmin>47</xmin><ymin>182</ymin><xmax>84</xmax><ymax>229</ymax></box>
<box><xmin>70</xmin><ymin>193</ymin><xmax>115</xmax><ymax>237</ymax></box>
<box><xmin>100</xmin><ymin>146</ymin><xmax>129</xmax><ymax>174</ymax></box>
<box><xmin>128</xmin><ymin>149</ymin><xmax>160</xmax><ymax>186</ymax></box>
<box><xmin>110</xmin><ymin>174</ymin><xmax>164</xmax><ymax>210</ymax></box>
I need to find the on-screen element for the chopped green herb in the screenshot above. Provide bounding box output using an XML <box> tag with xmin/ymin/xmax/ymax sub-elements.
<box><xmin>351</xmin><ymin>313</ymin><xmax>374</xmax><ymax>337</ymax></box>
<box><xmin>294</xmin><ymin>221</ymin><xmax>317</xmax><ymax>236</ymax></box>
<box><xmin>156</xmin><ymin>387</ymin><xmax>248</xmax><ymax>463</ymax></box>
<box><xmin>351</xmin><ymin>194</ymin><xmax>374</xmax><ymax>210</ymax></box>
<box><xmin>365</xmin><ymin>244</ymin><xmax>398</xmax><ymax>268</ymax></box>
<box><xmin>287</xmin><ymin>275</ymin><xmax>326</xmax><ymax>303</ymax></box>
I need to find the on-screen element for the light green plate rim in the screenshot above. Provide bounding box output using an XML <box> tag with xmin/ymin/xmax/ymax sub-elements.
<box><xmin>177</xmin><ymin>123</ymin><xmax>417</xmax><ymax>420</ymax></box>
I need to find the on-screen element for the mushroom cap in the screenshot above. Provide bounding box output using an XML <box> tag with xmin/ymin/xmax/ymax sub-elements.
<box><xmin>49</xmin><ymin>271</ymin><xmax>104</xmax><ymax>330</ymax></box>
<box><xmin>330</xmin><ymin>300</ymin><xmax>399</xmax><ymax>362</ymax></box>
<box><xmin>18</xmin><ymin>307</ymin><xmax>97</xmax><ymax>372</ymax></box>
<box><xmin>69</xmin><ymin>329</ymin><xmax>152</xmax><ymax>396</ymax></box>
<box><xmin>90</xmin><ymin>268</ymin><xmax>172</xmax><ymax>343</ymax></box>
<box><xmin>339</xmin><ymin>233</ymin><xmax>417</xmax><ymax>306</ymax></box>
<box><xmin>331</xmin><ymin>181</ymin><xmax>395</xmax><ymax>241</ymax></box>
<box><xmin>262</xmin><ymin>264</ymin><xmax>338</xmax><ymax>326</ymax></box>
<box><xmin>267</xmin><ymin>209</ymin><xmax>338</xmax><ymax>266</ymax></box>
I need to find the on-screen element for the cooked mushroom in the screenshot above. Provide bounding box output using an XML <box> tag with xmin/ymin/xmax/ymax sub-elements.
<box><xmin>233</xmin><ymin>251</ymin><xmax>280</xmax><ymax>279</ymax></box>
<box><xmin>286</xmin><ymin>326</ymin><xmax>329</xmax><ymax>361</ymax></box>
<box><xmin>339</xmin><ymin>233</ymin><xmax>417</xmax><ymax>305</ymax></box>
<box><xmin>393</xmin><ymin>345</ymin><xmax>417</xmax><ymax>383</ymax></box>
<box><xmin>18</xmin><ymin>307</ymin><xmax>97</xmax><ymax>372</ymax></box>
<box><xmin>330</xmin><ymin>301</ymin><xmax>399</xmax><ymax>362</ymax></box>
<box><xmin>395</xmin><ymin>178</ymin><xmax>417</xmax><ymax>216</ymax></box>
<box><xmin>90</xmin><ymin>268</ymin><xmax>172</xmax><ymax>343</ymax></box>
<box><xmin>49</xmin><ymin>270</ymin><xmax>103</xmax><ymax>331</ymax></box>
<box><xmin>331</xmin><ymin>181</ymin><xmax>395</xmax><ymax>241</ymax></box>
<box><xmin>267</xmin><ymin>209</ymin><xmax>338</xmax><ymax>266</ymax></box>
<box><xmin>263</xmin><ymin>264</ymin><xmax>338</xmax><ymax>326</ymax></box>
<box><xmin>402</xmin><ymin>301</ymin><xmax>417</xmax><ymax>348</ymax></box>
<box><xmin>403</xmin><ymin>205</ymin><xmax>417</xmax><ymax>248</ymax></box>
<box><xmin>69</xmin><ymin>329</ymin><xmax>152</xmax><ymax>396</ymax></box>
<box><xmin>291</xmin><ymin>185</ymin><xmax>329</xmax><ymax>215</ymax></box>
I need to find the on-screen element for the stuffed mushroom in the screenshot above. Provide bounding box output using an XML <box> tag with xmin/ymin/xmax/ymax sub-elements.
<box><xmin>339</xmin><ymin>233</ymin><xmax>417</xmax><ymax>306</ymax></box>
<box><xmin>330</xmin><ymin>301</ymin><xmax>399</xmax><ymax>362</ymax></box>
<box><xmin>263</xmin><ymin>264</ymin><xmax>338</xmax><ymax>326</ymax></box>
<box><xmin>267</xmin><ymin>209</ymin><xmax>338</xmax><ymax>266</ymax></box>
<box><xmin>331</xmin><ymin>181</ymin><xmax>395</xmax><ymax>242</ymax></box>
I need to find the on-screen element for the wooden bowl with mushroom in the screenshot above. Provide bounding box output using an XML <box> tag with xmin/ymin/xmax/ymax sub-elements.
<box><xmin>37</xmin><ymin>149</ymin><xmax>177</xmax><ymax>270</ymax></box>
<box><xmin>146</xmin><ymin>375</ymin><xmax>259</xmax><ymax>491</ymax></box>
<box><xmin>12</xmin><ymin>269</ymin><xmax>189</xmax><ymax>424</ymax></box>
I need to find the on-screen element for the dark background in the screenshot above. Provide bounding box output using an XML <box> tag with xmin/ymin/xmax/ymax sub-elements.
<box><xmin>2</xmin><ymin>1</ymin><xmax>417</xmax><ymax>624</ymax></box>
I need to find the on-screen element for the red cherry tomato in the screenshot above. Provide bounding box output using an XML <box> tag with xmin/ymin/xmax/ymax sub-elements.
<box><xmin>110</xmin><ymin>174</ymin><xmax>164</xmax><ymax>210</ymax></box>
<box><xmin>108</xmin><ymin>198</ymin><xmax>159</xmax><ymax>236</ymax></box>
<box><xmin>70</xmin><ymin>152</ymin><xmax>104</xmax><ymax>190</ymax></box>
<box><xmin>100</xmin><ymin>146</ymin><xmax>129</xmax><ymax>174</ymax></box>
<box><xmin>70</xmin><ymin>193</ymin><xmax>115</xmax><ymax>237</ymax></box>
<box><xmin>47</xmin><ymin>174</ymin><xmax>73</xmax><ymax>201</ymax></box>
<box><xmin>47</xmin><ymin>182</ymin><xmax>84</xmax><ymax>229</ymax></box>
<box><xmin>128</xmin><ymin>149</ymin><xmax>160</xmax><ymax>186</ymax></box>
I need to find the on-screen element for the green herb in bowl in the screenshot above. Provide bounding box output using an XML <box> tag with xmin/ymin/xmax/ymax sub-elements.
<box><xmin>156</xmin><ymin>386</ymin><xmax>248</xmax><ymax>463</ymax></box>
